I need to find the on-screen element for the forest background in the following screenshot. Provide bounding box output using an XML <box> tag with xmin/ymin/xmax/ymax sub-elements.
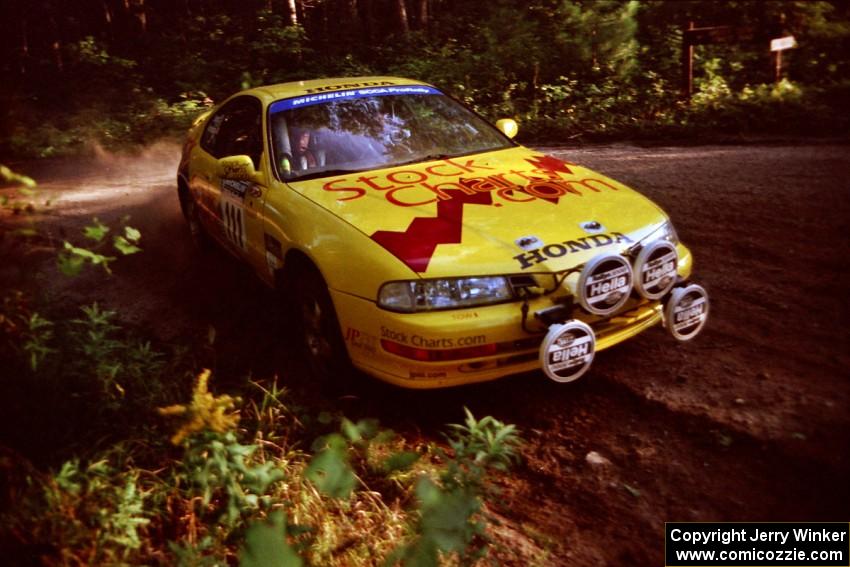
<box><xmin>1</xmin><ymin>0</ymin><xmax>849</xmax><ymax>159</ymax></box>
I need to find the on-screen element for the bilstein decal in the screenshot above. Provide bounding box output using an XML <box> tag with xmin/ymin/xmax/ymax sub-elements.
<box><xmin>513</xmin><ymin>232</ymin><xmax>634</xmax><ymax>270</ymax></box>
<box><xmin>366</xmin><ymin>155</ymin><xmax>619</xmax><ymax>273</ymax></box>
<box><xmin>664</xmin><ymin>284</ymin><xmax>710</xmax><ymax>341</ymax></box>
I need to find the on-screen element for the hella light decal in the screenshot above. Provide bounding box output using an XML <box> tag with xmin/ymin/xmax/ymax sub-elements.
<box><xmin>635</xmin><ymin>239</ymin><xmax>678</xmax><ymax>300</ymax></box>
<box><xmin>539</xmin><ymin>320</ymin><xmax>596</xmax><ymax>383</ymax></box>
<box><xmin>577</xmin><ymin>254</ymin><xmax>634</xmax><ymax>316</ymax></box>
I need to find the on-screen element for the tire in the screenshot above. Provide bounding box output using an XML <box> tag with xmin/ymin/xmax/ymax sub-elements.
<box><xmin>290</xmin><ymin>265</ymin><xmax>352</xmax><ymax>385</ymax></box>
<box><xmin>184</xmin><ymin>195</ymin><xmax>210</xmax><ymax>251</ymax></box>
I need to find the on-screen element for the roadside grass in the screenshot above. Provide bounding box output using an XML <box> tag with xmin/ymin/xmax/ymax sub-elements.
<box><xmin>0</xmin><ymin>338</ymin><xmax>525</xmax><ymax>565</ymax></box>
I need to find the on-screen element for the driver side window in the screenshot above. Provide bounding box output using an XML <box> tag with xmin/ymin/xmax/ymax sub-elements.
<box><xmin>201</xmin><ymin>96</ymin><xmax>263</xmax><ymax>168</ymax></box>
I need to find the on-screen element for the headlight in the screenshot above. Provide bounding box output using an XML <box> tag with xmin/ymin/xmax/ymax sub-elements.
<box><xmin>378</xmin><ymin>276</ymin><xmax>513</xmax><ymax>312</ymax></box>
<box><xmin>643</xmin><ymin>220</ymin><xmax>678</xmax><ymax>245</ymax></box>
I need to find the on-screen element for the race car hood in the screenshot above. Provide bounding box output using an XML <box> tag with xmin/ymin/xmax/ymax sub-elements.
<box><xmin>286</xmin><ymin>147</ymin><xmax>669</xmax><ymax>277</ymax></box>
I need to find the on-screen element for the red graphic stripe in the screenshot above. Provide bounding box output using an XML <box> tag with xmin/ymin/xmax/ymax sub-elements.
<box><xmin>369</xmin><ymin>155</ymin><xmax>571</xmax><ymax>272</ymax></box>
<box><xmin>525</xmin><ymin>154</ymin><xmax>574</xmax><ymax>176</ymax></box>
<box><xmin>500</xmin><ymin>182</ymin><xmax>560</xmax><ymax>205</ymax></box>
<box><xmin>371</xmin><ymin>189</ymin><xmax>493</xmax><ymax>273</ymax></box>
<box><xmin>499</xmin><ymin>155</ymin><xmax>575</xmax><ymax>205</ymax></box>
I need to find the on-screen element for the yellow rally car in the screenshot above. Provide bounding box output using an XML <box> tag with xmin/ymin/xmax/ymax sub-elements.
<box><xmin>177</xmin><ymin>76</ymin><xmax>709</xmax><ymax>388</ymax></box>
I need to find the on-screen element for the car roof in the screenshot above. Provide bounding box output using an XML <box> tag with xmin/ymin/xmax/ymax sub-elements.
<box><xmin>241</xmin><ymin>76</ymin><xmax>434</xmax><ymax>104</ymax></box>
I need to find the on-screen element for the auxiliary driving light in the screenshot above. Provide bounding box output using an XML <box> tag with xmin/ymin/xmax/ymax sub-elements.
<box><xmin>539</xmin><ymin>320</ymin><xmax>596</xmax><ymax>383</ymax></box>
<box><xmin>664</xmin><ymin>283</ymin><xmax>710</xmax><ymax>341</ymax></box>
<box><xmin>576</xmin><ymin>253</ymin><xmax>634</xmax><ymax>316</ymax></box>
<box><xmin>634</xmin><ymin>239</ymin><xmax>679</xmax><ymax>300</ymax></box>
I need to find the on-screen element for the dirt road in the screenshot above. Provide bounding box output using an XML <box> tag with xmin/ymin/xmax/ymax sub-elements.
<box><xmin>3</xmin><ymin>142</ymin><xmax>849</xmax><ymax>565</ymax></box>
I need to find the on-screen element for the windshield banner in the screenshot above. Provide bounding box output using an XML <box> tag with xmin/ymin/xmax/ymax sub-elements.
<box><xmin>270</xmin><ymin>85</ymin><xmax>441</xmax><ymax>113</ymax></box>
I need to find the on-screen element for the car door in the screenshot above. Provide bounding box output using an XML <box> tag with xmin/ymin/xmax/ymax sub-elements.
<box><xmin>193</xmin><ymin>96</ymin><xmax>265</xmax><ymax>258</ymax></box>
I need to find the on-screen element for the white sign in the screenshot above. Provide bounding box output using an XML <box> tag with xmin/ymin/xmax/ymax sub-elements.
<box><xmin>771</xmin><ymin>36</ymin><xmax>796</xmax><ymax>52</ymax></box>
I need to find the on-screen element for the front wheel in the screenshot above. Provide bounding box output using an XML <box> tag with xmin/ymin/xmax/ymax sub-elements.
<box><xmin>184</xmin><ymin>195</ymin><xmax>210</xmax><ymax>251</ymax></box>
<box><xmin>290</xmin><ymin>266</ymin><xmax>352</xmax><ymax>385</ymax></box>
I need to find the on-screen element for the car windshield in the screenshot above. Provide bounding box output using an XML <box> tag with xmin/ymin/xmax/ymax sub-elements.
<box><xmin>268</xmin><ymin>86</ymin><xmax>513</xmax><ymax>181</ymax></box>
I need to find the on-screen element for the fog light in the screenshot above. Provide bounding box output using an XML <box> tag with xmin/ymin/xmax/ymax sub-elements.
<box><xmin>539</xmin><ymin>320</ymin><xmax>596</xmax><ymax>383</ymax></box>
<box><xmin>635</xmin><ymin>239</ymin><xmax>678</xmax><ymax>300</ymax></box>
<box><xmin>576</xmin><ymin>254</ymin><xmax>633</xmax><ymax>315</ymax></box>
<box><xmin>664</xmin><ymin>283</ymin><xmax>709</xmax><ymax>341</ymax></box>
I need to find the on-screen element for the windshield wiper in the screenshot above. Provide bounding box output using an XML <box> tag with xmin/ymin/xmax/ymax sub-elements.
<box><xmin>288</xmin><ymin>168</ymin><xmax>366</xmax><ymax>182</ymax></box>
<box><xmin>287</xmin><ymin>154</ymin><xmax>458</xmax><ymax>182</ymax></box>
<box><xmin>392</xmin><ymin>153</ymin><xmax>455</xmax><ymax>168</ymax></box>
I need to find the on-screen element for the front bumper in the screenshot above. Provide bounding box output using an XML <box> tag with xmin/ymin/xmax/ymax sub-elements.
<box><xmin>332</xmin><ymin>246</ymin><xmax>693</xmax><ymax>389</ymax></box>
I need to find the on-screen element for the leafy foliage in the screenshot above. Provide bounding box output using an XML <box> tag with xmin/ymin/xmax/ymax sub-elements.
<box><xmin>3</xmin><ymin>319</ymin><xmax>525</xmax><ymax>566</ymax></box>
<box><xmin>64</xmin><ymin>302</ymin><xmax>165</xmax><ymax>405</ymax></box>
<box><xmin>390</xmin><ymin>408</ymin><xmax>522</xmax><ymax>566</ymax></box>
<box><xmin>240</xmin><ymin>511</ymin><xmax>303</xmax><ymax>567</ymax></box>
<box><xmin>305</xmin><ymin>433</ymin><xmax>358</xmax><ymax>500</ymax></box>
<box><xmin>57</xmin><ymin>218</ymin><xmax>143</xmax><ymax>276</ymax></box>
<box><xmin>158</xmin><ymin>369</ymin><xmax>241</xmax><ymax>445</ymax></box>
<box><xmin>5</xmin><ymin>458</ymin><xmax>151</xmax><ymax>565</ymax></box>
<box><xmin>0</xmin><ymin>164</ymin><xmax>36</xmax><ymax>188</ymax></box>
<box><xmin>22</xmin><ymin>312</ymin><xmax>54</xmax><ymax>370</ymax></box>
<box><xmin>179</xmin><ymin>430</ymin><xmax>286</xmax><ymax>528</ymax></box>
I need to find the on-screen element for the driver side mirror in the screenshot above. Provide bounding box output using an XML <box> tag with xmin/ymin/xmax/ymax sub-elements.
<box><xmin>495</xmin><ymin>118</ymin><xmax>519</xmax><ymax>139</ymax></box>
<box><xmin>218</xmin><ymin>155</ymin><xmax>261</xmax><ymax>182</ymax></box>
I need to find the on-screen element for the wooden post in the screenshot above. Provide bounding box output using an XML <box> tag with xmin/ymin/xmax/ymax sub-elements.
<box><xmin>770</xmin><ymin>36</ymin><xmax>796</xmax><ymax>83</ymax></box>
<box><xmin>682</xmin><ymin>21</ymin><xmax>694</xmax><ymax>101</ymax></box>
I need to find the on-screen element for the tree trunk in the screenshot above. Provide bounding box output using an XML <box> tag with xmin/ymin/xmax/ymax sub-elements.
<box><xmin>49</xmin><ymin>17</ymin><xmax>64</xmax><ymax>72</ymax></box>
<box><xmin>134</xmin><ymin>0</ymin><xmax>147</xmax><ymax>34</ymax></box>
<box><xmin>19</xmin><ymin>18</ymin><xmax>29</xmax><ymax>75</ymax></box>
<box><xmin>287</xmin><ymin>0</ymin><xmax>298</xmax><ymax>24</ymax></box>
<box><xmin>395</xmin><ymin>0</ymin><xmax>409</xmax><ymax>34</ymax></box>
<box><xmin>295</xmin><ymin>0</ymin><xmax>304</xmax><ymax>26</ymax></box>
<box><xmin>417</xmin><ymin>0</ymin><xmax>427</xmax><ymax>30</ymax></box>
<box><xmin>346</xmin><ymin>0</ymin><xmax>358</xmax><ymax>23</ymax></box>
<box><xmin>361</xmin><ymin>0</ymin><xmax>375</xmax><ymax>40</ymax></box>
<box><xmin>344</xmin><ymin>0</ymin><xmax>360</xmax><ymax>37</ymax></box>
<box><xmin>102</xmin><ymin>0</ymin><xmax>113</xmax><ymax>27</ymax></box>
